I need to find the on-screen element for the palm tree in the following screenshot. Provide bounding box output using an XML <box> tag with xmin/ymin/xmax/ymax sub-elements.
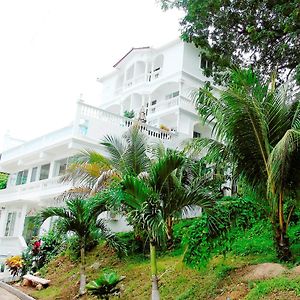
<box><xmin>150</xmin><ymin>146</ymin><xmax>218</xmax><ymax>247</ymax></box>
<box><xmin>116</xmin><ymin>150</ymin><xmax>215</xmax><ymax>300</ymax></box>
<box><xmin>40</xmin><ymin>198</ymin><xmax>123</xmax><ymax>295</ymax></box>
<box><xmin>61</xmin><ymin>126</ymin><xmax>150</xmax><ymax>198</ymax></box>
<box><xmin>188</xmin><ymin>69</ymin><xmax>300</xmax><ymax>260</ymax></box>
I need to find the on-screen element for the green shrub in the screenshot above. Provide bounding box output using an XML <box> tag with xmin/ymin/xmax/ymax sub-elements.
<box><xmin>229</xmin><ymin>222</ymin><xmax>275</xmax><ymax>256</ymax></box>
<box><xmin>123</xmin><ymin>110</ymin><xmax>135</xmax><ymax>119</ymax></box>
<box><xmin>86</xmin><ymin>270</ymin><xmax>125</xmax><ymax>299</ymax></box>
<box><xmin>182</xmin><ymin>196</ymin><xmax>269</xmax><ymax>267</ymax></box>
<box><xmin>22</xmin><ymin>227</ymin><xmax>66</xmax><ymax>273</ymax></box>
<box><xmin>288</xmin><ymin>221</ymin><xmax>300</xmax><ymax>263</ymax></box>
<box><xmin>173</xmin><ymin>218</ymin><xmax>195</xmax><ymax>246</ymax></box>
<box><xmin>246</xmin><ymin>277</ymin><xmax>300</xmax><ymax>299</ymax></box>
<box><xmin>0</xmin><ymin>172</ymin><xmax>8</xmax><ymax>190</ymax></box>
<box><xmin>117</xmin><ymin>232</ymin><xmax>145</xmax><ymax>255</ymax></box>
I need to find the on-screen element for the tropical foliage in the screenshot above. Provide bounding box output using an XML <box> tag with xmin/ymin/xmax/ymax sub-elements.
<box><xmin>40</xmin><ymin>198</ymin><xmax>123</xmax><ymax>295</ymax></box>
<box><xmin>62</xmin><ymin>126</ymin><xmax>150</xmax><ymax>198</ymax></box>
<box><xmin>22</xmin><ymin>226</ymin><xmax>66</xmax><ymax>274</ymax></box>
<box><xmin>107</xmin><ymin>149</ymin><xmax>215</xmax><ymax>299</ymax></box>
<box><xmin>86</xmin><ymin>270</ymin><xmax>125</xmax><ymax>299</ymax></box>
<box><xmin>187</xmin><ymin>68</ymin><xmax>300</xmax><ymax>260</ymax></box>
<box><xmin>161</xmin><ymin>0</ymin><xmax>300</xmax><ymax>84</ymax></box>
<box><xmin>0</xmin><ymin>172</ymin><xmax>8</xmax><ymax>189</ymax></box>
<box><xmin>182</xmin><ymin>196</ymin><xmax>267</xmax><ymax>267</ymax></box>
<box><xmin>5</xmin><ymin>255</ymin><xmax>24</xmax><ymax>277</ymax></box>
<box><xmin>123</xmin><ymin>110</ymin><xmax>135</xmax><ymax>119</ymax></box>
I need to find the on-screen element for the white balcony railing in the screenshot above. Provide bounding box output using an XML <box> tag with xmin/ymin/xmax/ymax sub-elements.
<box><xmin>0</xmin><ymin>176</ymin><xmax>67</xmax><ymax>203</ymax></box>
<box><xmin>0</xmin><ymin>176</ymin><xmax>63</xmax><ymax>194</ymax></box>
<box><xmin>77</xmin><ymin>102</ymin><xmax>179</xmax><ymax>141</ymax></box>
<box><xmin>114</xmin><ymin>69</ymin><xmax>162</xmax><ymax>96</ymax></box>
<box><xmin>0</xmin><ymin>101</ymin><xmax>186</xmax><ymax>165</ymax></box>
<box><xmin>1</xmin><ymin>126</ymin><xmax>73</xmax><ymax>162</ymax></box>
<box><xmin>148</xmin><ymin>96</ymin><xmax>196</xmax><ymax>115</ymax></box>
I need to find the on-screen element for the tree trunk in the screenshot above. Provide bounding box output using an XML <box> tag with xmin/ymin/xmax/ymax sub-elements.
<box><xmin>150</xmin><ymin>241</ymin><xmax>160</xmax><ymax>300</ymax></box>
<box><xmin>275</xmin><ymin>223</ymin><xmax>292</xmax><ymax>261</ymax></box>
<box><xmin>79</xmin><ymin>245</ymin><xmax>86</xmax><ymax>295</ymax></box>
<box><xmin>274</xmin><ymin>192</ymin><xmax>292</xmax><ymax>261</ymax></box>
<box><xmin>166</xmin><ymin>216</ymin><xmax>174</xmax><ymax>249</ymax></box>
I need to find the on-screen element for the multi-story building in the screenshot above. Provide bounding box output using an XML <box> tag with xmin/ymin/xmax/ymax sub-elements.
<box><xmin>0</xmin><ymin>39</ymin><xmax>218</xmax><ymax>273</ymax></box>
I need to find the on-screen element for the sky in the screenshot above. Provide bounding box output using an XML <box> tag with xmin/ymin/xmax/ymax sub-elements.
<box><xmin>0</xmin><ymin>0</ymin><xmax>183</xmax><ymax>151</ymax></box>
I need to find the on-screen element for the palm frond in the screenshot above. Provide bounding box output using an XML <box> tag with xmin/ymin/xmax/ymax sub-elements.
<box><xmin>122</xmin><ymin>126</ymin><xmax>150</xmax><ymax>175</ymax></box>
<box><xmin>96</xmin><ymin>219</ymin><xmax>126</xmax><ymax>254</ymax></box>
<box><xmin>268</xmin><ymin>129</ymin><xmax>300</xmax><ymax>196</ymax></box>
<box><xmin>121</xmin><ymin>175</ymin><xmax>152</xmax><ymax>210</ymax></box>
<box><xmin>150</xmin><ymin>150</ymin><xmax>185</xmax><ymax>192</ymax></box>
<box><xmin>101</xmin><ymin>134</ymin><xmax>126</xmax><ymax>172</ymax></box>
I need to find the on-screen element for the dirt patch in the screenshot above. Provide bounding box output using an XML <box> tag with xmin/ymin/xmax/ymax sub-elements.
<box><xmin>292</xmin><ymin>266</ymin><xmax>300</xmax><ymax>275</ymax></box>
<box><xmin>239</xmin><ymin>263</ymin><xmax>287</xmax><ymax>281</ymax></box>
<box><xmin>215</xmin><ymin>282</ymin><xmax>248</xmax><ymax>300</ymax></box>
<box><xmin>262</xmin><ymin>290</ymin><xmax>300</xmax><ymax>300</ymax></box>
<box><xmin>214</xmin><ymin>263</ymin><xmax>291</xmax><ymax>300</ymax></box>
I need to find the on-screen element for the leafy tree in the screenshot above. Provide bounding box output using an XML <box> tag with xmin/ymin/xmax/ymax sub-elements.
<box><xmin>150</xmin><ymin>146</ymin><xmax>219</xmax><ymax>246</ymax></box>
<box><xmin>113</xmin><ymin>150</ymin><xmax>215</xmax><ymax>299</ymax></box>
<box><xmin>62</xmin><ymin>126</ymin><xmax>150</xmax><ymax>198</ymax></box>
<box><xmin>161</xmin><ymin>0</ymin><xmax>300</xmax><ymax>84</ymax></box>
<box><xmin>118</xmin><ymin>151</ymin><xmax>184</xmax><ymax>300</ymax></box>
<box><xmin>188</xmin><ymin>68</ymin><xmax>300</xmax><ymax>260</ymax></box>
<box><xmin>40</xmin><ymin>198</ymin><xmax>123</xmax><ymax>295</ymax></box>
<box><xmin>0</xmin><ymin>172</ymin><xmax>8</xmax><ymax>189</ymax></box>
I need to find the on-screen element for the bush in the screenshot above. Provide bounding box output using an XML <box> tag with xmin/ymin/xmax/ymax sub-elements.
<box><xmin>22</xmin><ymin>227</ymin><xmax>66</xmax><ymax>273</ymax></box>
<box><xmin>182</xmin><ymin>196</ymin><xmax>269</xmax><ymax>267</ymax></box>
<box><xmin>228</xmin><ymin>222</ymin><xmax>275</xmax><ymax>256</ymax></box>
<box><xmin>288</xmin><ymin>221</ymin><xmax>300</xmax><ymax>263</ymax></box>
<box><xmin>123</xmin><ymin>110</ymin><xmax>135</xmax><ymax>119</ymax></box>
<box><xmin>117</xmin><ymin>232</ymin><xmax>145</xmax><ymax>255</ymax></box>
<box><xmin>86</xmin><ymin>270</ymin><xmax>125</xmax><ymax>299</ymax></box>
<box><xmin>0</xmin><ymin>172</ymin><xmax>8</xmax><ymax>190</ymax></box>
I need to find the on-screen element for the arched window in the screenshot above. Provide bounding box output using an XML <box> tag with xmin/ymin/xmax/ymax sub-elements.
<box><xmin>193</xmin><ymin>123</ymin><xmax>202</xmax><ymax>138</ymax></box>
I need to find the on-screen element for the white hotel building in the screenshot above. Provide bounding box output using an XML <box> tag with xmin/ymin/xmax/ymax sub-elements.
<box><xmin>0</xmin><ymin>39</ymin><xmax>218</xmax><ymax>269</ymax></box>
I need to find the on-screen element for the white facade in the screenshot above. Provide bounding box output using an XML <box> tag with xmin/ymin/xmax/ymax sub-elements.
<box><xmin>0</xmin><ymin>39</ymin><xmax>218</xmax><ymax>266</ymax></box>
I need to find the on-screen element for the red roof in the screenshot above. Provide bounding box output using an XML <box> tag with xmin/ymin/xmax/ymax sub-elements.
<box><xmin>113</xmin><ymin>47</ymin><xmax>150</xmax><ymax>68</ymax></box>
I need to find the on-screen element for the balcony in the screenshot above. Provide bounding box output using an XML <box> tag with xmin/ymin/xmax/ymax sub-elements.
<box><xmin>0</xmin><ymin>126</ymin><xmax>74</xmax><ymax>163</ymax></box>
<box><xmin>0</xmin><ymin>176</ymin><xmax>69</xmax><ymax>203</ymax></box>
<box><xmin>147</xmin><ymin>96</ymin><xmax>196</xmax><ymax>116</ymax></box>
<box><xmin>114</xmin><ymin>69</ymin><xmax>162</xmax><ymax>96</ymax></box>
<box><xmin>0</xmin><ymin>102</ymin><xmax>187</xmax><ymax>167</ymax></box>
<box><xmin>77</xmin><ymin>101</ymin><xmax>186</xmax><ymax>142</ymax></box>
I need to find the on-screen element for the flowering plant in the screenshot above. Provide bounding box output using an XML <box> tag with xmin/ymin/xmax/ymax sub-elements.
<box><xmin>5</xmin><ymin>255</ymin><xmax>24</xmax><ymax>276</ymax></box>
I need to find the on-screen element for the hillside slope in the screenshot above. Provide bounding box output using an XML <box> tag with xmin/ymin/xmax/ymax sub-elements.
<box><xmin>15</xmin><ymin>245</ymin><xmax>300</xmax><ymax>300</ymax></box>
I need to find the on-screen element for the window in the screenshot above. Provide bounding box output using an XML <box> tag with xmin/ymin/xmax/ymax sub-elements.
<box><xmin>30</xmin><ymin>167</ymin><xmax>38</xmax><ymax>182</ymax></box>
<box><xmin>16</xmin><ymin>170</ymin><xmax>28</xmax><ymax>185</ymax></box>
<box><xmin>5</xmin><ymin>212</ymin><xmax>17</xmax><ymax>236</ymax></box>
<box><xmin>8</xmin><ymin>173</ymin><xmax>17</xmax><ymax>186</ymax></box>
<box><xmin>39</xmin><ymin>164</ymin><xmax>50</xmax><ymax>180</ymax></box>
<box><xmin>200</xmin><ymin>54</ymin><xmax>213</xmax><ymax>71</ymax></box>
<box><xmin>165</xmin><ymin>91</ymin><xmax>179</xmax><ymax>100</ymax></box>
<box><xmin>79</xmin><ymin>119</ymin><xmax>89</xmax><ymax>136</ymax></box>
<box><xmin>54</xmin><ymin>158</ymin><xmax>68</xmax><ymax>176</ymax></box>
<box><xmin>193</xmin><ymin>131</ymin><xmax>201</xmax><ymax>138</ymax></box>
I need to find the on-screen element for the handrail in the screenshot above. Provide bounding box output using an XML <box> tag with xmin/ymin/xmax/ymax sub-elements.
<box><xmin>77</xmin><ymin>102</ymin><xmax>178</xmax><ymax>140</ymax></box>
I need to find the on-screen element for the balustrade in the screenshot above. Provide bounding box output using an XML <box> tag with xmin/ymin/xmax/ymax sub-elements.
<box><xmin>147</xmin><ymin>96</ymin><xmax>195</xmax><ymax>115</ymax></box>
<box><xmin>77</xmin><ymin>102</ymin><xmax>177</xmax><ymax>141</ymax></box>
<box><xmin>0</xmin><ymin>176</ymin><xmax>66</xmax><ymax>202</ymax></box>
